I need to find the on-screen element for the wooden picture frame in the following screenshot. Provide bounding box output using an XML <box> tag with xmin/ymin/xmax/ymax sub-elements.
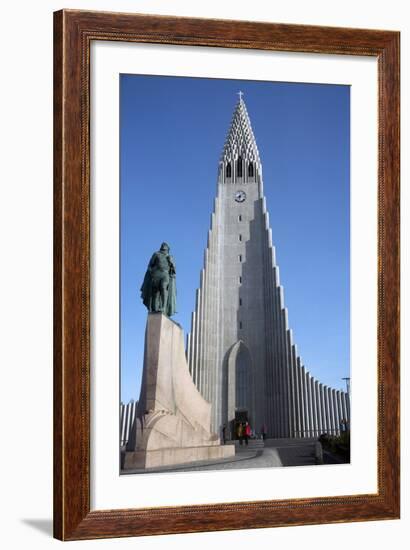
<box><xmin>53</xmin><ymin>9</ymin><xmax>400</xmax><ymax>541</ymax></box>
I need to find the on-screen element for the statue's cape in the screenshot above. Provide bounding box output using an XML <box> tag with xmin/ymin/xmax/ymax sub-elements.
<box><xmin>140</xmin><ymin>268</ymin><xmax>152</xmax><ymax>310</ymax></box>
<box><xmin>166</xmin><ymin>275</ymin><xmax>177</xmax><ymax>317</ymax></box>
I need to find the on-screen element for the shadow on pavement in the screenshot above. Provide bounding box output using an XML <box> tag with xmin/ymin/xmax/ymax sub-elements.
<box><xmin>274</xmin><ymin>445</ymin><xmax>317</xmax><ymax>467</ymax></box>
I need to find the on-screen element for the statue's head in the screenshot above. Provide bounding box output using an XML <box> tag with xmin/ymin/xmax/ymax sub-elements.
<box><xmin>160</xmin><ymin>242</ymin><xmax>170</xmax><ymax>253</ymax></box>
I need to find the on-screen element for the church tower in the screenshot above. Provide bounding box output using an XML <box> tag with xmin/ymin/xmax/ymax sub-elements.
<box><xmin>187</xmin><ymin>94</ymin><xmax>350</xmax><ymax>439</ymax></box>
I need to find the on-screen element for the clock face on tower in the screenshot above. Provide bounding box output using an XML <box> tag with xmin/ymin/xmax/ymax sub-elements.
<box><xmin>235</xmin><ymin>190</ymin><xmax>246</xmax><ymax>203</ymax></box>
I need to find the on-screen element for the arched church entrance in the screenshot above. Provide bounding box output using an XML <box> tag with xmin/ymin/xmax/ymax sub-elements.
<box><xmin>225</xmin><ymin>340</ymin><xmax>255</xmax><ymax>440</ymax></box>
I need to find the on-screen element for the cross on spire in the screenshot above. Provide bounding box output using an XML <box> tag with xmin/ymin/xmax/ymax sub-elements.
<box><xmin>238</xmin><ymin>90</ymin><xmax>244</xmax><ymax>101</ymax></box>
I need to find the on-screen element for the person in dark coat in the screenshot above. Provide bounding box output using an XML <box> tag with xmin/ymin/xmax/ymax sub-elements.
<box><xmin>237</xmin><ymin>422</ymin><xmax>243</xmax><ymax>445</ymax></box>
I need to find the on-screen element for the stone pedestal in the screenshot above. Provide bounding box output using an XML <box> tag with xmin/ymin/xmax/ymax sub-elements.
<box><xmin>122</xmin><ymin>313</ymin><xmax>234</xmax><ymax>470</ymax></box>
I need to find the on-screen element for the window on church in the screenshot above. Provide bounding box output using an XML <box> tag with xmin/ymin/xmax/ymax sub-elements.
<box><xmin>248</xmin><ymin>163</ymin><xmax>254</xmax><ymax>177</ymax></box>
<box><xmin>238</xmin><ymin>215</ymin><xmax>242</xmax><ymax>222</ymax></box>
<box><xmin>238</xmin><ymin>254</ymin><xmax>242</xmax><ymax>262</ymax></box>
<box><xmin>239</xmin><ymin>321</ymin><xmax>243</xmax><ymax>330</ymax></box>
<box><xmin>226</xmin><ymin>163</ymin><xmax>231</xmax><ymax>178</ymax></box>
<box><xmin>237</xmin><ymin>156</ymin><xmax>243</xmax><ymax>177</ymax></box>
<box><xmin>239</xmin><ymin>276</ymin><xmax>242</xmax><ymax>284</ymax></box>
<box><xmin>239</xmin><ymin>298</ymin><xmax>242</xmax><ymax>306</ymax></box>
<box><xmin>239</xmin><ymin>234</ymin><xmax>242</xmax><ymax>241</ymax></box>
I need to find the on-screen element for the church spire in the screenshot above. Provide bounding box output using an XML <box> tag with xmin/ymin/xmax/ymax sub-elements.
<box><xmin>218</xmin><ymin>94</ymin><xmax>262</xmax><ymax>184</ymax></box>
<box><xmin>188</xmin><ymin>92</ymin><xmax>351</xmax><ymax>438</ymax></box>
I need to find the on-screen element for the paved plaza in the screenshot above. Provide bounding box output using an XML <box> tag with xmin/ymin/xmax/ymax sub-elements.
<box><xmin>122</xmin><ymin>438</ymin><xmax>347</xmax><ymax>475</ymax></box>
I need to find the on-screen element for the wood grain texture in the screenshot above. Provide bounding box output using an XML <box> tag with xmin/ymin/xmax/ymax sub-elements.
<box><xmin>53</xmin><ymin>10</ymin><xmax>63</xmax><ymax>541</ymax></box>
<box><xmin>53</xmin><ymin>9</ymin><xmax>400</xmax><ymax>541</ymax></box>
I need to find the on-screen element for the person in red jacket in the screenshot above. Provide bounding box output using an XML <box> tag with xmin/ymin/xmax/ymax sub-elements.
<box><xmin>244</xmin><ymin>421</ymin><xmax>251</xmax><ymax>445</ymax></box>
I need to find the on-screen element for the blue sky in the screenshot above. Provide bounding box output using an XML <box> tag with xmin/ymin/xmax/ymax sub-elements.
<box><xmin>120</xmin><ymin>74</ymin><xmax>350</xmax><ymax>404</ymax></box>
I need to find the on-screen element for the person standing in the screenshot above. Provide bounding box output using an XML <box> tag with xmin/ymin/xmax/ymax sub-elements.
<box><xmin>244</xmin><ymin>421</ymin><xmax>251</xmax><ymax>445</ymax></box>
<box><xmin>237</xmin><ymin>422</ymin><xmax>243</xmax><ymax>445</ymax></box>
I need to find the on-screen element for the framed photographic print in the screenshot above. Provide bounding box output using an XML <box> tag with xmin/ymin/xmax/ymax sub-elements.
<box><xmin>54</xmin><ymin>9</ymin><xmax>400</xmax><ymax>541</ymax></box>
<box><xmin>119</xmin><ymin>74</ymin><xmax>351</xmax><ymax>477</ymax></box>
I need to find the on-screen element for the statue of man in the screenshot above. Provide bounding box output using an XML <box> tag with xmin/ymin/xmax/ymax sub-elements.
<box><xmin>140</xmin><ymin>242</ymin><xmax>177</xmax><ymax>317</ymax></box>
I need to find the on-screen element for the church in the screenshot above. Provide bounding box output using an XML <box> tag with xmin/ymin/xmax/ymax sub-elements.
<box><xmin>186</xmin><ymin>94</ymin><xmax>350</xmax><ymax>439</ymax></box>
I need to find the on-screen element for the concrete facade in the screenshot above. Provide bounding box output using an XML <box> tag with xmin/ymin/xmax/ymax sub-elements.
<box><xmin>187</xmin><ymin>96</ymin><xmax>350</xmax><ymax>438</ymax></box>
<box><xmin>120</xmin><ymin>400</ymin><xmax>138</xmax><ymax>446</ymax></box>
